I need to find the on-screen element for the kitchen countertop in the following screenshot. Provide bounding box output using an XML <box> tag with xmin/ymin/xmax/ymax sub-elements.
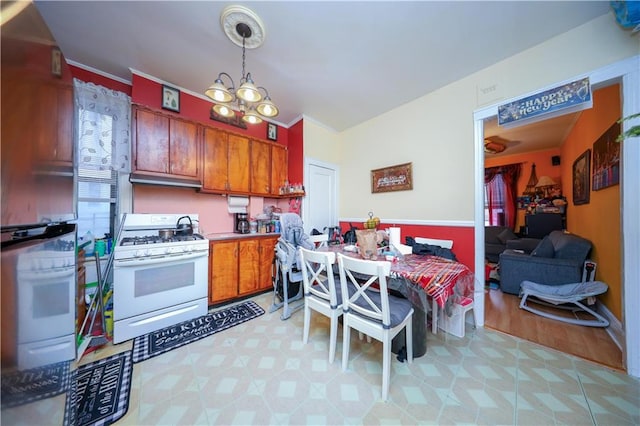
<box><xmin>205</xmin><ymin>232</ymin><xmax>280</xmax><ymax>241</ymax></box>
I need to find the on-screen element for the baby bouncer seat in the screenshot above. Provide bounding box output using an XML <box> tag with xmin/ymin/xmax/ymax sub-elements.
<box><xmin>270</xmin><ymin>213</ymin><xmax>315</xmax><ymax>320</ymax></box>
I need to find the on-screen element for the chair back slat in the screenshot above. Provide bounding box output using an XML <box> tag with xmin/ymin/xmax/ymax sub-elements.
<box><xmin>337</xmin><ymin>253</ymin><xmax>392</xmax><ymax>327</ymax></box>
<box><xmin>299</xmin><ymin>247</ymin><xmax>339</xmax><ymax>308</ymax></box>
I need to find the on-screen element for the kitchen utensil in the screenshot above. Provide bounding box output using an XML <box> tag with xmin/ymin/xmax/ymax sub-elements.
<box><xmin>176</xmin><ymin>216</ymin><xmax>194</xmax><ymax>236</ymax></box>
<box><xmin>159</xmin><ymin>229</ymin><xmax>175</xmax><ymax>239</ymax></box>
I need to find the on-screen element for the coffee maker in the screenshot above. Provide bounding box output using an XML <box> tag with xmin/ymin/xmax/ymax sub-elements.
<box><xmin>234</xmin><ymin>213</ymin><xmax>250</xmax><ymax>234</ymax></box>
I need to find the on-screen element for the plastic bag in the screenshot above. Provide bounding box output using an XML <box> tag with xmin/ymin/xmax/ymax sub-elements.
<box><xmin>356</xmin><ymin>229</ymin><xmax>378</xmax><ymax>260</ymax></box>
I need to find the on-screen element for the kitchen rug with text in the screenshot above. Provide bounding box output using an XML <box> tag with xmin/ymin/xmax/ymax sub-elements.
<box><xmin>132</xmin><ymin>300</ymin><xmax>265</xmax><ymax>363</ymax></box>
<box><xmin>64</xmin><ymin>350</ymin><xmax>132</xmax><ymax>426</ymax></box>
<box><xmin>1</xmin><ymin>360</ymin><xmax>72</xmax><ymax>409</ymax></box>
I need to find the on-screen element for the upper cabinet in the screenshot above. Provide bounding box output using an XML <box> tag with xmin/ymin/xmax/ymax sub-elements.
<box><xmin>132</xmin><ymin>106</ymin><xmax>200</xmax><ymax>181</ymax></box>
<box><xmin>131</xmin><ymin>105</ymin><xmax>288</xmax><ymax>196</ymax></box>
<box><xmin>271</xmin><ymin>144</ymin><xmax>288</xmax><ymax>197</ymax></box>
<box><xmin>202</xmin><ymin>127</ymin><xmax>228</xmax><ymax>192</ymax></box>
<box><xmin>250</xmin><ymin>139</ymin><xmax>271</xmax><ymax>195</ymax></box>
<box><xmin>202</xmin><ymin>128</ymin><xmax>287</xmax><ymax>197</ymax></box>
<box><xmin>35</xmin><ymin>83</ymin><xmax>73</xmax><ymax>167</ymax></box>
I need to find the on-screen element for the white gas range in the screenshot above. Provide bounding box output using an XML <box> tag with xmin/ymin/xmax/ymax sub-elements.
<box><xmin>112</xmin><ymin>214</ymin><xmax>209</xmax><ymax>343</ymax></box>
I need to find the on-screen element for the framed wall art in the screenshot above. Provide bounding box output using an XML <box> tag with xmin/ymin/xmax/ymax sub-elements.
<box><xmin>161</xmin><ymin>85</ymin><xmax>180</xmax><ymax>113</ymax></box>
<box><xmin>572</xmin><ymin>149</ymin><xmax>591</xmax><ymax>205</ymax></box>
<box><xmin>371</xmin><ymin>162</ymin><xmax>413</xmax><ymax>193</ymax></box>
<box><xmin>592</xmin><ymin>121</ymin><xmax>621</xmax><ymax>191</ymax></box>
<box><xmin>267</xmin><ymin>122</ymin><xmax>278</xmax><ymax>141</ymax></box>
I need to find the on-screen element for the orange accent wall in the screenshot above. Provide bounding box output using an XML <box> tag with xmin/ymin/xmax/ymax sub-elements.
<box><xmin>561</xmin><ymin>84</ymin><xmax>621</xmax><ymax>319</ymax></box>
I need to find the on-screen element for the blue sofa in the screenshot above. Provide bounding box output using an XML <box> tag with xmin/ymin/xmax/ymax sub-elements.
<box><xmin>499</xmin><ymin>230</ymin><xmax>592</xmax><ymax>295</ymax></box>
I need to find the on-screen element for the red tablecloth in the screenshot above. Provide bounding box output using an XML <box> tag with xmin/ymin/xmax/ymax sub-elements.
<box><xmin>392</xmin><ymin>254</ymin><xmax>474</xmax><ymax>308</ymax></box>
<box><xmin>323</xmin><ymin>246</ymin><xmax>475</xmax><ymax>309</ymax></box>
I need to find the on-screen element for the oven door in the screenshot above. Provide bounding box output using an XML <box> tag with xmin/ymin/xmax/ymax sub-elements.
<box><xmin>113</xmin><ymin>251</ymin><xmax>209</xmax><ymax>321</ymax></box>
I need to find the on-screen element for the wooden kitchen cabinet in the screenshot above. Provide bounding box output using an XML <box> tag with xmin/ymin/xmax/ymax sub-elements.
<box><xmin>209</xmin><ymin>240</ymin><xmax>239</xmax><ymax>304</ymax></box>
<box><xmin>250</xmin><ymin>139</ymin><xmax>271</xmax><ymax>195</ymax></box>
<box><xmin>258</xmin><ymin>237</ymin><xmax>278</xmax><ymax>290</ymax></box>
<box><xmin>227</xmin><ymin>134</ymin><xmax>250</xmax><ymax>193</ymax></box>
<box><xmin>35</xmin><ymin>83</ymin><xmax>73</xmax><ymax>167</ymax></box>
<box><xmin>208</xmin><ymin>236</ymin><xmax>277</xmax><ymax>304</ymax></box>
<box><xmin>201</xmin><ymin>128</ymin><xmax>250</xmax><ymax>194</ymax></box>
<box><xmin>202</xmin><ymin>127</ymin><xmax>229</xmax><ymax>192</ymax></box>
<box><xmin>270</xmin><ymin>144</ymin><xmax>288</xmax><ymax>196</ymax></box>
<box><xmin>239</xmin><ymin>239</ymin><xmax>261</xmax><ymax>295</ymax></box>
<box><xmin>133</xmin><ymin>106</ymin><xmax>200</xmax><ymax>180</ymax></box>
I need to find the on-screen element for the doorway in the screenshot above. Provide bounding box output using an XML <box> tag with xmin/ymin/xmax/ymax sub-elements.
<box><xmin>302</xmin><ymin>158</ymin><xmax>339</xmax><ymax>236</ymax></box>
<box><xmin>473</xmin><ymin>56</ymin><xmax>640</xmax><ymax>377</ymax></box>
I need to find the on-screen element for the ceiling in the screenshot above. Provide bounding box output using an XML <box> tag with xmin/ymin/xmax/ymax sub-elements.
<box><xmin>32</xmin><ymin>1</ymin><xmax>612</xmax><ymax>150</ymax></box>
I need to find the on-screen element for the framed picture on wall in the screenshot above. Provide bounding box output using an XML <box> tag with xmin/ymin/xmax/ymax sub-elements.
<box><xmin>572</xmin><ymin>149</ymin><xmax>591</xmax><ymax>205</ymax></box>
<box><xmin>161</xmin><ymin>85</ymin><xmax>180</xmax><ymax>113</ymax></box>
<box><xmin>592</xmin><ymin>121</ymin><xmax>621</xmax><ymax>191</ymax></box>
<box><xmin>267</xmin><ymin>122</ymin><xmax>278</xmax><ymax>141</ymax></box>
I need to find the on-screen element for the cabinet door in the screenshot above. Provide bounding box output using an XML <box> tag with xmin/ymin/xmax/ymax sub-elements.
<box><xmin>169</xmin><ymin>118</ymin><xmax>199</xmax><ymax>178</ymax></box>
<box><xmin>238</xmin><ymin>239</ymin><xmax>261</xmax><ymax>295</ymax></box>
<box><xmin>209</xmin><ymin>241</ymin><xmax>239</xmax><ymax>304</ymax></box>
<box><xmin>250</xmin><ymin>140</ymin><xmax>271</xmax><ymax>195</ymax></box>
<box><xmin>271</xmin><ymin>144</ymin><xmax>288</xmax><ymax>196</ymax></box>
<box><xmin>227</xmin><ymin>134</ymin><xmax>250</xmax><ymax>193</ymax></box>
<box><xmin>134</xmin><ymin>108</ymin><xmax>170</xmax><ymax>174</ymax></box>
<box><xmin>202</xmin><ymin>127</ymin><xmax>229</xmax><ymax>192</ymax></box>
<box><xmin>258</xmin><ymin>237</ymin><xmax>277</xmax><ymax>290</ymax></box>
<box><xmin>35</xmin><ymin>84</ymin><xmax>73</xmax><ymax>165</ymax></box>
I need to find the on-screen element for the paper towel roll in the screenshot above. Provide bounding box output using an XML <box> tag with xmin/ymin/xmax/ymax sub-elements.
<box><xmin>389</xmin><ymin>227</ymin><xmax>401</xmax><ymax>247</ymax></box>
<box><xmin>227</xmin><ymin>196</ymin><xmax>249</xmax><ymax>213</ymax></box>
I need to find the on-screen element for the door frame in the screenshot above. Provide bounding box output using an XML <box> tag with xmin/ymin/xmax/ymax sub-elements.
<box><xmin>473</xmin><ymin>55</ymin><xmax>640</xmax><ymax>377</ymax></box>
<box><xmin>302</xmin><ymin>157</ymin><xmax>339</xmax><ymax>235</ymax></box>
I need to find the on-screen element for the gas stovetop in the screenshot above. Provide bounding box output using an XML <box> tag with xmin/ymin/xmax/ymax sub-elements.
<box><xmin>114</xmin><ymin>214</ymin><xmax>208</xmax><ymax>260</ymax></box>
<box><xmin>119</xmin><ymin>234</ymin><xmax>204</xmax><ymax>246</ymax></box>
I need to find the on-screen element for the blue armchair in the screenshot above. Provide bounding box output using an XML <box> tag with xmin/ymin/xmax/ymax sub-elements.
<box><xmin>499</xmin><ymin>231</ymin><xmax>592</xmax><ymax>295</ymax></box>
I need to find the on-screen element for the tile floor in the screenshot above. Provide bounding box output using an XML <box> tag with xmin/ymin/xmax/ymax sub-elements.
<box><xmin>4</xmin><ymin>291</ymin><xmax>639</xmax><ymax>425</ymax></box>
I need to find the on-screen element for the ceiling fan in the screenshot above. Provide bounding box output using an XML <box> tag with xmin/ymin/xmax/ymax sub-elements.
<box><xmin>484</xmin><ymin>136</ymin><xmax>510</xmax><ymax>154</ymax></box>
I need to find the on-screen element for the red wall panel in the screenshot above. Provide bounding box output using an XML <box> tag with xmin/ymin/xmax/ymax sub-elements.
<box><xmin>339</xmin><ymin>221</ymin><xmax>475</xmax><ymax>272</ymax></box>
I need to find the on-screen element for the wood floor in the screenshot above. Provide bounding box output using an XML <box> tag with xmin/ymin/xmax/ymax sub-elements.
<box><xmin>484</xmin><ymin>286</ymin><xmax>625</xmax><ymax>371</ymax></box>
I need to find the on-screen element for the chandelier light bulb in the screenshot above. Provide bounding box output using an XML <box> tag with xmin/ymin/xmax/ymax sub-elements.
<box><xmin>213</xmin><ymin>104</ymin><xmax>235</xmax><ymax>118</ymax></box>
<box><xmin>242</xmin><ymin>109</ymin><xmax>263</xmax><ymax>124</ymax></box>
<box><xmin>205</xmin><ymin>78</ymin><xmax>233</xmax><ymax>103</ymax></box>
<box><xmin>236</xmin><ymin>79</ymin><xmax>262</xmax><ymax>103</ymax></box>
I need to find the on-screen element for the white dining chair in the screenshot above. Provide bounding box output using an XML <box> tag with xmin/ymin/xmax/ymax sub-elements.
<box><xmin>299</xmin><ymin>247</ymin><xmax>342</xmax><ymax>363</ymax></box>
<box><xmin>308</xmin><ymin>233</ymin><xmax>329</xmax><ymax>248</ymax></box>
<box><xmin>337</xmin><ymin>253</ymin><xmax>414</xmax><ymax>401</ymax></box>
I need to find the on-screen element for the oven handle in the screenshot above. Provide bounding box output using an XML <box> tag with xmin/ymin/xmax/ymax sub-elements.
<box><xmin>113</xmin><ymin>250</ymin><xmax>208</xmax><ymax>267</ymax></box>
<box><xmin>19</xmin><ymin>267</ymin><xmax>76</xmax><ymax>280</ymax></box>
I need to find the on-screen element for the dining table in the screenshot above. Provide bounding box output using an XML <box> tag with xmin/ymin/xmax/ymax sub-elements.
<box><xmin>319</xmin><ymin>244</ymin><xmax>476</xmax><ymax>357</ymax></box>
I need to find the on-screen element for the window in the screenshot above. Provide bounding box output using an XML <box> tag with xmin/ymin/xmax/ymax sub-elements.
<box><xmin>76</xmin><ymin>111</ymin><xmax>120</xmax><ymax>239</ymax></box>
<box><xmin>74</xmin><ymin>80</ymin><xmax>131</xmax><ymax>241</ymax></box>
<box><xmin>484</xmin><ymin>173</ymin><xmax>505</xmax><ymax>226</ymax></box>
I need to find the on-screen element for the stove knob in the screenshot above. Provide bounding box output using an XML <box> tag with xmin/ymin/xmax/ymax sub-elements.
<box><xmin>186</xmin><ymin>245</ymin><xmax>193</xmax><ymax>252</ymax></box>
<box><xmin>134</xmin><ymin>250</ymin><xmax>144</xmax><ymax>258</ymax></box>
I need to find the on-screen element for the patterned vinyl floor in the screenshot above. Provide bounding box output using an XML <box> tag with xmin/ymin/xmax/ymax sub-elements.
<box><xmin>3</xmin><ymin>291</ymin><xmax>639</xmax><ymax>425</ymax></box>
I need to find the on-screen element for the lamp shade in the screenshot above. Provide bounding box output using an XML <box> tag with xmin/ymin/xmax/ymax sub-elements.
<box><xmin>256</xmin><ymin>96</ymin><xmax>278</xmax><ymax>117</ymax></box>
<box><xmin>205</xmin><ymin>80</ymin><xmax>233</xmax><ymax>103</ymax></box>
<box><xmin>242</xmin><ymin>109</ymin><xmax>263</xmax><ymax>124</ymax></box>
<box><xmin>236</xmin><ymin>79</ymin><xmax>262</xmax><ymax>103</ymax></box>
<box><xmin>535</xmin><ymin>176</ymin><xmax>557</xmax><ymax>188</ymax></box>
<box><xmin>213</xmin><ymin>104</ymin><xmax>235</xmax><ymax>118</ymax></box>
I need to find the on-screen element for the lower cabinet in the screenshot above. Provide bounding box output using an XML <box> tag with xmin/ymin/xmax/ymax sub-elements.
<box><xmin>209</xmin><ymin>236</ymin><xmax>278</xmax><ymax>304</ymax></box>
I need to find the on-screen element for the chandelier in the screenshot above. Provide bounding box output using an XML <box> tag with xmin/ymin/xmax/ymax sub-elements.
<box><xmin>205</xmin><ymin>5</ymin><xmax>278</xmax><ymax>125</ymax></box>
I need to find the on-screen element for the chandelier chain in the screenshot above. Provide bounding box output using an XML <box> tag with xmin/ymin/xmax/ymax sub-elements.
<box><xmin>241</xmin><ymin>36</ymin><xmax>246</xmax><ymax>81</ymax></box>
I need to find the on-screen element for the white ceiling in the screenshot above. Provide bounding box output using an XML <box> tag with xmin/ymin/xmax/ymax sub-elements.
<box><xmin>33</xmin><ymin>1</ymin><xmax>612</xmax><ymax>151</ymax></box>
